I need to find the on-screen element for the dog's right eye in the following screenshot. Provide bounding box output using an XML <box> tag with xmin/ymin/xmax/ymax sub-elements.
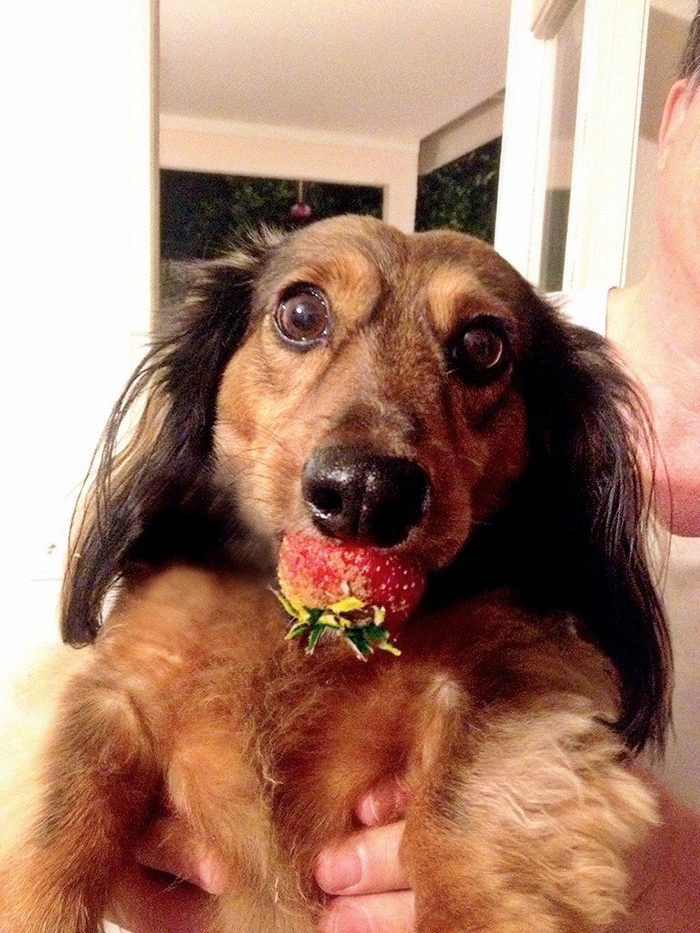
<box><xmin>274</xmin><ymin>286</ymin><xmax>331</xmax><ymax>348</ymax></box>
<box><xmin>449</xmin><ymin>317</ymin><xmax>511</xmax><ymax>385</ymax></box>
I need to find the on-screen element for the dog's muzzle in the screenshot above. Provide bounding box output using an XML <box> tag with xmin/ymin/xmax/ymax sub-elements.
<box><xmin>301</xmin><ymin>445</ymin><xmax>430</xmax><ymax>548</ymax></box>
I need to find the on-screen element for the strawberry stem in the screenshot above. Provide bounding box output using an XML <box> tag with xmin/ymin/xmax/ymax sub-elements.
<box><xmin>275</xmin><ymin>591</ymin><xmax>401</xmax><ymax>659</ymax></box>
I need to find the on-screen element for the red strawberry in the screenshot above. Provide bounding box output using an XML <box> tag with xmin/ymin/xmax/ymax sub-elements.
<box><xmin>278</xmin><ymin>533</ymin><xmax>426</xmax><ymax>630</ymax></box>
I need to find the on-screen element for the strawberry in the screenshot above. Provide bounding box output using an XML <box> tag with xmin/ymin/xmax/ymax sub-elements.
<box><xmin>277</xmin><ymin>533</ymin><xmax>426</xmax><ymax>658</ymax></box>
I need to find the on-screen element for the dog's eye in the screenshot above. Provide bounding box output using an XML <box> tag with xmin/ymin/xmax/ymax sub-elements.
<box><xmin>274</xmin><ymin>287</ymin><xmax>330</xmax><ymax>347</ymax></box>
<box><xmin>451</xmin><ymin>319</ymin><xmax>510</xmax><ymax>383</ymax></box>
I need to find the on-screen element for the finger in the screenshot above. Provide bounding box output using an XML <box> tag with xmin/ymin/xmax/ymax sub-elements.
<box><xmin>107</xmin><ymin>860</ymin><xmax>212</xmax><ymax>933</ymax></box>
<box><xmin>354</xmin><ymin>778</ymin><xmax>410</xmax><ymax>828</ymax></box>
<box><xmin>133</xmin><ymin>816</ymin><xmax>229</xmax><ymax>895</ymax></box>
<box><xmin>315</xmin><ymin>821</ymin><xmax>409</xmax><ymax>896</ymax></box>
<box><xmin>319</xmin><ymin>891</ymin><xmax>415</xmax><ymax>933</ymax></box>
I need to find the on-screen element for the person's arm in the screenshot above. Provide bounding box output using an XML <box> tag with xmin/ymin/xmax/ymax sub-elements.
<box><xmin>609</xmin><ymin>770</ymin><xmax>700</xmax><ymax>933</ymax></box>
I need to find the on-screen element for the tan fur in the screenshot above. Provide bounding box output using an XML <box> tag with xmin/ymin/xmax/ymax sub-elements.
<box><xmin>425</xmin><ymin>267</ymin><xmax>500</xmax><ymax>335</ymax></box>
<box><xmin>215</xmin><ymin>221</ymin><xmax>529</xmax><ymax>567</ymax></box>
<box><xmin>0</xmin><ymin>577</ymin><xmax>657</xmax><ymax>933</ymax></box>
<box><xmin>0</xmin><ymin>217</ymin><xmax>661</xmax><ymax>932</ymax></box>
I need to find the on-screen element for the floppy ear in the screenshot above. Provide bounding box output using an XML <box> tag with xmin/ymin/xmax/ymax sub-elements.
<box><xmin>513</xmin><ymin>306</ymin><xmax>671</xmax><ymax>752</ymax></box>
<box><xmin>447</xmin><ymin>294</ymin><xmax>671</xmax><ymax>753</ymax></box>
<box><xmin>61</xmin><ymin>230</ymin><xmax>284</xmax><ymax>645</ymax></box>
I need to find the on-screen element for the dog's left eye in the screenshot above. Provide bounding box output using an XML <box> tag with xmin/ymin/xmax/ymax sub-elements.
<box><xmin>274</xmin><ymin>286</ymin><xmax>331</xmax><ymax>347</ymax></box>
<box><xmin>450</xmin><ymin>318</ymin><xmax>510</xmax><ymax>383</ymax></box>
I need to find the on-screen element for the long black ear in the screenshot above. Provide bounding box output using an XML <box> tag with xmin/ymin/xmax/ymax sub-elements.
<box><xmin>61</xmin><ymin>230</ymin><xmax>284</xmax><ymax>645</ymax></box>
<box><xmin>513</xmin><ymin>301</ymin><xmax>671</xmax><ymax>752</ymax></box>
<box><xmin>447</xmin><ymin>291</ymin><xmax>671</xmax><ymax>753</ymax></box>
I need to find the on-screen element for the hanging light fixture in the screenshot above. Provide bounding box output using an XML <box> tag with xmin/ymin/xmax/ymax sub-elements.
<box><xmin>289</xmin><ymin>180</ymin><xmax>312</xmax><ymax>220</ymax></box>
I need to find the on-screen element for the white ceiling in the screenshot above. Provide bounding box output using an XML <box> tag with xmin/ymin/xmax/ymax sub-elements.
<box><xmin>160</xmin><ymin>0</ymin><xmax>512</xmax><ymax>142</ymax></box>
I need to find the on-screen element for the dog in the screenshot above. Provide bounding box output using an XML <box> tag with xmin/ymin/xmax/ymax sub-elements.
<box><xmin>0</xmin><ymin>215</ymin><xmax>671</xmax><ymax>933</ymax></box>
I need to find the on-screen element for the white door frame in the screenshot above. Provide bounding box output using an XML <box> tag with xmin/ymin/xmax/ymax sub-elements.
<box><xmin>495</xmin><ymin>0</ymin><xmax>650</xmax><ymax>292</ymax></box>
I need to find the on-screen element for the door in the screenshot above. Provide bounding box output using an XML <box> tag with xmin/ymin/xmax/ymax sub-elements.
<box><xmin>494</xmin><ymin>0</ymin><xmax>650</xmax><ymax>293</ymax></box>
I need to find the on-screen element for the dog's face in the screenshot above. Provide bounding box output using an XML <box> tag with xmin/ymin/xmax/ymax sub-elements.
<box><xmin>213</xmin><ymin>215</ymin><xmax>536</xmax><ymax>571</ymax></box>
<box><xmin>63</xmin><ymin>213</ymin><xmax>669</xmax><ymax>749</ymax></box>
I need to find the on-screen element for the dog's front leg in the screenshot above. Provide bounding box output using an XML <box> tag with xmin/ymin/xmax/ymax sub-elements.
<box><xmin>0</xmin><ymin>655</ymin><xmax>160</xmax><ymax>933</ymax></box>
<box><xmin>402</xmin><ymin>697</ymin><xmax>657</xmax><ymax>933</ymax></box>
<box><xmin>164</xmin><ymin>715</ymin><xmax>297</xmax><ymax>933</ymax></box>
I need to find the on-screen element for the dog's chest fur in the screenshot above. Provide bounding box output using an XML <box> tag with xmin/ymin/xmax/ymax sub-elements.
<box><xmin>91</xmin><ymin>566</ymin><xmax>619</xmax><ymax>930</ymax></box>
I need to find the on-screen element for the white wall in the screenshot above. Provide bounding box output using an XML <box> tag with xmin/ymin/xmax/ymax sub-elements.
<box><xmin>2</xmin><ymin>0</ymin><xmax>157</xmax><ymax>668</ymax></box>
<box><xmin>160</xmin><ymin>115</ymin><xmax>420</xmax><ymax>233</ymax></box>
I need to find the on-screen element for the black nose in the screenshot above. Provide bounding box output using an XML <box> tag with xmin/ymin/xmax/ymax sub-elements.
<box><xmin>301</xmin><ymin>446</ymin><xmax>430</xmax><ymax>547</ymax></box>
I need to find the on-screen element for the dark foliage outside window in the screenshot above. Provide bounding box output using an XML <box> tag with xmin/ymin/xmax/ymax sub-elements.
<box><xmin>415</xmin><ymin>137</ymin><xmax>501</xmax><ymax>243</ymax></box>
<box><xmin>160</xmin><ymin>173</ymin><xmax>382</xmax><ymax>261</ymax></box>
<box><xmin>160</xmin><ymin>136</ymin><xmax>501</xmax><ymax>262</ymax></box>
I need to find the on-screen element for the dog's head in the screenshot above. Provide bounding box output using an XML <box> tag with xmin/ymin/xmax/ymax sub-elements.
<box><xmin>62</xmin><ymin>215</ymin><xmax>670</xmax><ymax>751</ymax></box>
<box><xmin>212</xmin><ymin>216</ymin><xmax>533</xmax><ymax>571</ymax></box>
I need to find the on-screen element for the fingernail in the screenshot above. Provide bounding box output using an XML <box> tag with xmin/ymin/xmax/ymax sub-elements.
<box><xmin>355</xmin><ymin>791</ymin><xmax>380</xmax><ymax>826</ymax></box>
<box><xmin>356</xmin><ymin>781</ymin><xmax>409</xmax><ymax>826</ymax></box>
<box><xmin>315</xmin><ymin>847</ymin><xmax>362</xmax><ymax>893</ymax></box>
<box><xmin>326</xmin><ymin>904</ymin><xmax>372</xmax><ymax>933</ymax></box>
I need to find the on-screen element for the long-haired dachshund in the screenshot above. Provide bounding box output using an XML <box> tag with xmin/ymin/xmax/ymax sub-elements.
<box><xmin>0</xmin><ymin>215</ymin><xmax>671</xmax><ymax>933</ymax></box>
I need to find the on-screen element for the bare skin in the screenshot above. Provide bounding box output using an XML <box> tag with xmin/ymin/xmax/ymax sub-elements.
<box><xmin>604</xmin><ymin>80</ymin><xmax>700</xmax><ymax>537</ymax></box>
<box><xmin>107</xmin><ymin>816</ymin><xmax>227</xmax><ymax>933</ymax></box>
<box><xmin>315</xmin><ymin>782</ymin><xmax>414</xmax><ymax>933</ymax></box>
<box><xmin>315</xmin><ymin>775</ymin><xmax>700</xmax><ymax>933</ymax></box>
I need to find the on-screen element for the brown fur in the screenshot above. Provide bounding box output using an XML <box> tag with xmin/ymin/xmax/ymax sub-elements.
<box><xmin>0</xmin><ymin>217</ymin><xmax>668</xmax><ymax>932</ymax></box>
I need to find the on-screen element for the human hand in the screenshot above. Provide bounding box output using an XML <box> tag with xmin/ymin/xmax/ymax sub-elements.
<box><xmin>107</xmin><ymin>782</ymin><xmax>413</xmax><ymax>933</ymax></box>
<box><xmin>315</xmin><ymin>780</ymin><xmax>415</xmax><ymax>933</ymax></box>
<box><xmin>314</xmin><ymin>769</ymin><xmax>700</xmax><ymax>933</ymax></box>
<box><xmin>107</xmin><ymin>814</ymin><xmax>229</xmax><ymax>933</ymax></box>
<box><xmin>106</xmin><ymin>771</ymin><xmax>700</xmax><ymax>933</ymax></box>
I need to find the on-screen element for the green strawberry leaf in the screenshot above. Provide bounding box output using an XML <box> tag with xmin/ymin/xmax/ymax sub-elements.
<box><xmin>307</xmin><ymin>624</ymin><xmax>325</xmax><ymax>653</ymax></box>
<box><xmin>345</xmin><ymin>626</ymin><xmax>371</xmax><ymax>658</ymax></box>
<box><xmin>286</xmin><ymin>620</ymin><xmax>310</xmax><ymax>640</ymax></box>
<box><xmin>376</xmin><ymin>638</ymin><xmax>401</xmax><ymax>656</ymax></box>
<box><xmin>328</xmin><ymin>596</ymin><xmax>365</xmax><ymax>614</ymax></box>
<box><xmin>363</xmin><ymin>622</ymin><xmax>389</xmax><ymax>639</ymax></box>
<box><xmin>276</xmin><ymin>590</ymin><xmax>401</xmax><ymax>658</ymax></box>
